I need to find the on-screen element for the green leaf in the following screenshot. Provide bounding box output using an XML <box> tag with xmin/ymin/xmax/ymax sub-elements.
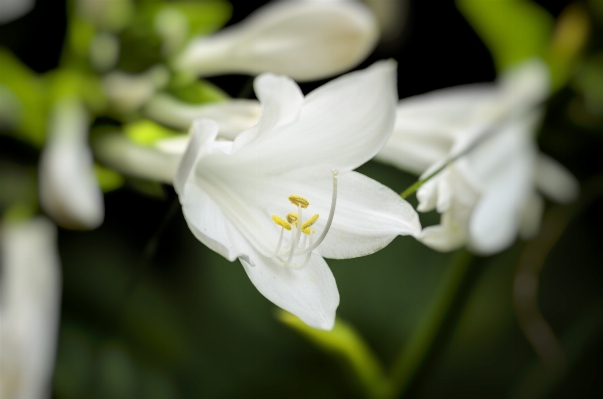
<box><xmin>456</xmin><ymin>0</ymin><xmax>554</xmax><ymax>72</ymax></box>
<box><xmin>46</xmin><ymin>68</ymin><xmax>107</xmax><ymax>114</ymax></box>
<box><xmin>0</xmin><ymin>48</ymin><xmax>49</xmax><ymax>146</ymax></box>
<box><xmin>124</xmin><ymin>119</ymin><xmax>181</xmax><ymax>146</ymax></box>
<box><xmin>167</xmin><ymin>76</ymin><xmax>229</xmax><ymax>104</ymax></box>
<box><xmin>94</xmin><ymin>164</ymin><xmax>125</xmax><ymax>192</ymax></box>
<box><xmin>277</xmin><ymin>310</ymin><xmax>391</xmax><ymax>399</ymax></box>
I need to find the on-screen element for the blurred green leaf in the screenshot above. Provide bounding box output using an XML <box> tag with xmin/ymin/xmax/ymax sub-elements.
<box><xmin>46</xmin><ymin>68</ymin><xmax>107</xmax><ymax>113</ymax></box>
<box><xmin>0</xmin><ymin>48</ymin><xmax>49</xmax><ymax>146</ymax></box>
<box><xmin>127</xmin><ymin>177</ymin><xmax>166</xmax><ymax>199</ymax></box>
<box><xmin>456</xmin><ymin>0</ymin><xmax>554</xmax><ymax>72</ymax></box>
<box><xmin>277</xmin><ymin>310</ymin><xmax>391</xmax><ymax>399</ymax></box>
<box><xmin>124</xmin><ymin>119</ymin><xmax>180</xmax><ymax>145</ymax></box>
<box><xmin>548</xmin><ymin>4</ymin><xmax>590</xmax><ymax>90</ymax></box>
<box><xmin>118</xmin><ymin>0</ymin><xmax>231</xmax><ymax>72</ymax></box>
<box><xmin>167</xmin><ymin>76</ymin><xmax>229</xmax><ymax>104</ymax></box>
<box><xmin>574</xmin><ymin>54</ymin><xmax>603</xmax><ymax>116</ymax></box>
<box><xmin>94</xmin><ymin>164</ymin><xmax>125</xmax><ymax>192</ymax></box>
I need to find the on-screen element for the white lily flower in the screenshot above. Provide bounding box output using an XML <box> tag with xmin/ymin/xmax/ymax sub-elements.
<box><xmin>174</xmin><ymin>1</ymin><xmax>378</xmax><ymax>82</ymax></box>
<box><xmin>0</xmin><ymin>217</ymin><xmax>61</xmax><ymax>399</ymax></box>
<box><xmin>175</xmin><ymin>61</ymin><xmax>420</xmax><ymax>329</ymax></box>
<box><xmin>375</xmin><ymin>59</ymin><xmax>579</xmax><ymax>255</ymax></box>
<box><xmin>143</xmin><ymin>94</ymin><xmax>262</xmax><ymax>140</ymax></box>
<box><xmin>39</xmin><ymin>98</ymin><xmax>104</xmax><ymax>230</ymax></box>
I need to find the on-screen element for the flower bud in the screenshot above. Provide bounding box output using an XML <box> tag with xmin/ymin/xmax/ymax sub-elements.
<box><xmin>143</xmin><ymin>94</ymin><xmax>261</xmax><ymax>139</ymax></box>
<box><xmin>174</xmin><ymin>1</ymin><xmax>378</xmax><ymax>82</ymax></box>
<box><xmin>0</xmin><ymin>217</ymin><xmax>61</xmax><ymax>399</ymax></box>
<box><xmin>39</xmin><ymin>98</ymin><xmax>104</xmax><ymax>229</ymax></box>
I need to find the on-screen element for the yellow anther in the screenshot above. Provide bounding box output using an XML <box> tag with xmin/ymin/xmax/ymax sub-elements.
<box><xmin>272</xmin><ymin>215</ymin><xmax>291</xmax><ymax>230</ymax></box>
<box><xmin>302</xmin><ymin>214</ymin><xmax>319</xmax><ymax>230</ymax></box>
<box><xmin>289</xmin><ymin>195</ymin><xmax>309</xmax><ymax>208</ymax></box>
<box><xmin>286</xmin><ymin>213</ymin><xmax>298</xmax><ymax>224</ymax></box>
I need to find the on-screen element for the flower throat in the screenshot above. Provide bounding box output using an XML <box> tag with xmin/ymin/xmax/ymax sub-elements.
<box><xmin>271</xmin><ymin>169</ymin><xmax>339</xmax><ymax>269</ymax></box>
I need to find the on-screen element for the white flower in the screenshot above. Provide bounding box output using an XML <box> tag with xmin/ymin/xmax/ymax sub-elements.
<box><xmin>143</xmin><ymin>94</ymin><xmax>262</xmax><ymax>140</ymax></box>
<box><xmin>174</xmin><ymin>1</ymin><xmax>378</xmax><ymax>82</ymax></box>
<box><xmin>375</xmin><ymin>59</ymin><xmax>579</xmax><ymax>255</ymax></box>
<box><xmin>94</xmin><ymin>130</ymin><xmax>185</xmax><ymax>184</ymax></box>
<box><xmin>39</xmin><ymin>98</ymin><xmax>104</xmax><ymax>230</ymax></box>
<box><xmin>0</xmin><ymin>217</ymin><xmax>62</xmax><ymax>399</ymax></box>
<box><xmin>175</xmin><ymin>61</ymin><xmax>420</xmax><ymax>329</ymax></box>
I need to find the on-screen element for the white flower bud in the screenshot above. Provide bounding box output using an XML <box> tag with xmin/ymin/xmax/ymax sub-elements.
<box><xmin>174</xmin><ymin>1</ymin><xmax>378</xmax><ymax>82</ymax></box>
<box><xmin>39</xmin><ymin>98</ymin><xmax>104</xmax><ymax>230</ymax></box>
<box><xmin>0</xmin><ymin>217</ymin><xmax>61</xmax><ymax>399</ymax></box>
<box><xmin>143</xmin><ymin>94</ymin><xmax>262</xmax><ymax>139</ymax></box>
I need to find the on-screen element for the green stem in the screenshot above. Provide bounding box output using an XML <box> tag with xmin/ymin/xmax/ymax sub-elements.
<box><xmin>400</xmin><ymin>168</ymin><xmax>442</xmax><ymax>199</ymax></box>
<box><xmin>386</xmin><ymin>249</ymin><xmax>474</xmax><ymax>398</ymax></box>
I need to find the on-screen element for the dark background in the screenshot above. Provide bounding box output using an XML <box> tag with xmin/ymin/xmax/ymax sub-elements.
<box><xmin>1</xmin><ymin>0</ymin><xmax>602</xmax><ymax>398</ymax></box>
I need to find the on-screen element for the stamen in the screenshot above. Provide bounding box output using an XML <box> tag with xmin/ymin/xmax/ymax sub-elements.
<box><xmin>285</xmin><ymin>204</ymin><xmax>303</xmax><ymax>266</ymax></box>
<box><xmin>289</xmin><ymin>195</ymin><xmax>309</xmax><ymax>208</ymax></box>
<box><xmin>272</xmin><ymin>226</ymin><xmax>285</xmax><ymax>258</ymax></box>
<box><xmin>272</xmin><ymin>215</ymin><xmax>291</xmax><ymax>230</ymax></box>
<box><xmin>302</xmin><ymin>214</ymin><xmax>319</xmax><ymax>230</ymax></box>
<box><xmin>286</xmin><ymin>213</ymin><xmax>298</xmax><ymax>224</ymax></box>
<box><xmin>293</xmin><ymin>232</ymin><xmax>314</xmax><ymax>270</ymax></box>
<box><xmin>294</xmin><ymin>169</ymin><xmax>339</xmax><ymax>256</ymax></box>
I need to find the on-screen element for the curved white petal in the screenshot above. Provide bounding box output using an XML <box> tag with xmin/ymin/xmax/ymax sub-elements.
<box><xmin>233</xmin><ymin>73</ymin><xmax>303</xmax><ymax>150</ymax></box>
<box><xmin>241</xmin><ymin>250</ymin><xmax>339</xmax><ymax>331</ymax></box>
<box><xmin>39</xmin><ymin>98</ymin><xmax>104</xmax><ymax>230</ymax></box>
<box><xmin>143</xmin><ymin>94</ymin><xmax>261</xmax><ymax>138</ymax></box>
<box><xmin>418</xmin><ymin>207</ymin><xmax>469</xmax><ymax>252</ymax></box>
<box><xmin>94</xmin><ymin>133</ymin><xmax>182</xmax><ymax>184</ymax></box>
<box><xmin>467</xmin><ymin>128</ymin><xmax>535</xmax><ymax>255</ymax></box>
<box><xmin>534</xmin><ymin>153</ymin><xmax>579</xmax><ymax>204</ymax></box>
<box><xmin>228</xmin><ymin>60</ymin><xmax>397</xmax><ymax>176</ymax></box>
<box><xmin>174</xmin><ymin>119</ymin><xmax>221</xmax><ymax>194</ymax></box>
<box><xmin>174</xmin><ymin>1</ymin><xmax>378</xmax><ymax>81</ymax></box>
<box><xmin>1</xmin><ymin>217</ymin><xmax>61</xmax><ymax>399</ymax></box>
<box><xmin>499</xmin><ymin>58</ymin><xmax>550</xmax><ymax>110</ymax></box>
<box><xmin>293</xmin><ymin>171</ymin><xmax>421</xmax><ymax>259</ymax></box>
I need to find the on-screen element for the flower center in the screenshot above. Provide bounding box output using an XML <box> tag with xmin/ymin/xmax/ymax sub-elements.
<box><xmin>270</xmin><ymin>169</ymin><xmax>339</xmax><ymax>269</ymax></box>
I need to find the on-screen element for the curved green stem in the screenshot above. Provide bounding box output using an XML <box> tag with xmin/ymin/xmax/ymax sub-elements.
<box><xmin>387</xmin><ymin>249</ymin><xmax>474</xmax><ymax>398</ymax></box>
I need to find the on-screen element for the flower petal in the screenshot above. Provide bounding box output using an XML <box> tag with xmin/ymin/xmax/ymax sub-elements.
<box><xmin>174</xmin><ymin>1</ymin><xmax>378</xmax><ymax>82</ymax></box>
<box><xmin>534</xmin><ymin>153</ymin><xmax>579</xmax><ymax>204</ymax></box>
<box><xmin>241</xmin><ymin>250</ymin><xmax>339</xmax><ymax>330</ymax></box>
<box><xmin>467</xmin><ymin>124</ymin><xmax>536</xmax><ymax>255</ymax></box>
<box><xmin>174</xmin><ymin>119</ymin><xmax>221</xmax><ymax>195</ymax></box>
<box><xmin>144</xmin><ymin>94</ymin><xmax>261</xmax><ymax>139</ymax></box>
<box><xmin>376</xmin><ymin>84</ymin><xmax>496</xmax><ymax>174</ymax></box>
<box><xmin>233</xmin><ymin>73</ymin><xmax>303</xmax><ymax>150</ymax></box>
<box><xmin>281</xmin><ymin>171</ymin><xmax>421</xmax><ymax>259</ymax></box>
<box><xmin>231</xmin><ymin>60</ymin><xmax>398</xmax><ymax>176</ymax></box>
<box><xmin>39</xmin><ymin>99</ymin><xmax>104</xmax><ymax>230</ymax></box>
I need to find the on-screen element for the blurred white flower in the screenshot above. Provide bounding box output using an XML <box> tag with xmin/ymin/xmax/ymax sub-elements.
<box><xmin>0</xmin><ymin>217</ymin><xmax>61</xmax><ymax>399</ymax></box>
<box><xmin>93</xmin><ymin>131</ymin><xmax>184</xmax><ymax>184</ymax></box>
<box><xmin>39</xmin><ymin>98</ymin><xmax>104</xmax><ymax>229</ymax></box>
<box><xmin>174</xmin><ymin>1</ymin><xmax>378</xmax><ymax>82</ymax></box>
<box><xmin>0</xmin><ymin>0</ymin><xmax>34</xmax><ymax>24</ymax></box>
<box><xmin>102</xmin><ymin>65</ymin><xmax>170</xmax><ymax>113</ymax></box>
<box><xmin>144</xmin><ymin>94</ymin><xmax>262</xmax><ymax>140</ymax></box>
<box><xmin>376</xmin><ymin>59</ymin><xmax>579</xmax><ymax>255</ymax></box>
<box><xmin>175</xmin><ymin>61</ymin><xmax>420</xmax><ymax>329</ymax></box>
